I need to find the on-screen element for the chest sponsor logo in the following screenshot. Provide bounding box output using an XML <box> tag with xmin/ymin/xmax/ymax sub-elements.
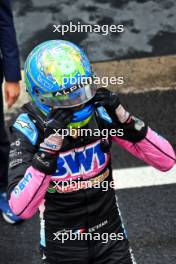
<box><xmin>52</xmin><ymin>140</ymin><xmax>109</xmax><ymax>178</ymax></box>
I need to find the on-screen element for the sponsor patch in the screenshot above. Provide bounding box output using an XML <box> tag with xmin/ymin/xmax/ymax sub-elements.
<box><xmin>9</xmin><ymin>158</ymin><xmax>23</xmax><ymax>168</ymax></box>
<box><xmin>51</xmin><ymin>140</ymin><xmax>110</xmax><ymax>180</ymax></box>
<box><xmin>116</xmin><ymin>105</ymin><xmax>130</xmax><ymax>123</ymax></box>
<box><xmin>13</xmin><ymin>172</ymin><xmax>33</xmax><ymax>197</ymax></box>
<box><xmin>13</xmin><ymin>114</ymin><xmax>38</xmax><ymax>145</ymax></box>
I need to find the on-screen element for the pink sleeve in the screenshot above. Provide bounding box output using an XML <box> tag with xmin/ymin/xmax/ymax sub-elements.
<box><xmin>9</xmin><ymin>166</ymin><xmax>51</xmax><ymax>219</ymax></box>
<box><xmin>112</xmin><ymin>127</ymin><xmax>175</xmax><ymax>171</ymax></box>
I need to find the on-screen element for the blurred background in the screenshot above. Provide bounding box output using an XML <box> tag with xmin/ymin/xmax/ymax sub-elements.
<box><xmin>12</xmin><ymin>0</ymin><xmax>176</xmax><ymax>62</ymax></box>
<box><xmin>1</xmin><ymin>1</ymin><xmax>176</xmax><ymax>263</ymax></box>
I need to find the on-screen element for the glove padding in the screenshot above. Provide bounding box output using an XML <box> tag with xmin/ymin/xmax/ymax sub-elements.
<box><xmin>119</xmin><ymin>116</ymin><xmax>148</xmax><ymax>143</ymax></box>
<box><xmin>32</xmin><ymin>109</ymin><xmax>73</xmax><ymax>174</ymax></box>
<box><xmin>32</xmin><ymin>152</ymin><xmax>58</xmax><ymax>175</ymax></box>
<box><xmin>44</xmin><ymin>109</ymin><xmax>73</xmax><ymax>138</ymax></box>
<box><xmin>93</xmin><ymin>88</ymin><xmax>147</xmax><ymax>143</ymax></box>
<box><xmin>93</xmin><ymin>88</ymin><xmax>120</xmax><ymax>112</ymax></box>
<box><xmin>40</xmin><ymin>108</ymin><xmax>73</xmax><ymax>153</ymax></box>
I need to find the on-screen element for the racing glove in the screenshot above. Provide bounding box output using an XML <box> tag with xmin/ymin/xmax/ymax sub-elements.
<box><xmin>93</xmin><ymin>87</ymin><xmax>121</xmax><ymax>112</ymax></box>
<box><xmin>94</xmin><ymin>88</ymin><xmax>148</xmax><ymax>143</ymax></box>
<box><xmin>32</xmin><ymin>109</ymin><xmax>73</xmax><ymax>174</ymax></box>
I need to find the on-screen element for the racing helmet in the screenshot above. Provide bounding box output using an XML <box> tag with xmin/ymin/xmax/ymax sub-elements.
<box><xmin>24</xmin><ymin>40</ymin><xmax>96</xmax><ymax>125</ymax></box>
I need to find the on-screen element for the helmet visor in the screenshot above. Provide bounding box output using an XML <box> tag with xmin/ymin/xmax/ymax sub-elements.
<box><xmin>39</xmin><ymin>83</ymin><xmax>97</xmax><ymax>108</ymax></box>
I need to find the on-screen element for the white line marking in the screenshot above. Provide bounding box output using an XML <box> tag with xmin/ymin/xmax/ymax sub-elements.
<box><xmin>113</xmin><ymin>165</ymin><xmax>176</xmax><ymax>189</ymax></box>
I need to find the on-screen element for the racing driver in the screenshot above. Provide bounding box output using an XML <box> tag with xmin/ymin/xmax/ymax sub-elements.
<box><xmin>7</xmin><ymin>40</ymin><xmax>175</xmax><ymax>264</ymax></box>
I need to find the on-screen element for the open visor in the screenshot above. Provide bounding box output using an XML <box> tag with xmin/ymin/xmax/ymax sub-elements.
<box><xmin>39</xmin><ymin>83</ymin><xmax>97</xmax><ymax>108</ymax></box>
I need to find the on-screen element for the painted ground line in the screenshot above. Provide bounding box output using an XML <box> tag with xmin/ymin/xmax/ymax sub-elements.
<box><xmin>113</xmin><ymin>165</ymin><xmax>176</xmax><ymax>189</ymax></box>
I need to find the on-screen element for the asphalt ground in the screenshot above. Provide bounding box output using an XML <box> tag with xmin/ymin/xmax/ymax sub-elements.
<box><xmin>0</xmin><ymin>89</ymin><xmax>175</xmax><ymax>264</ymax></box>
<box><xmin>12</xmin><ymin>0</ymin><xmax>176</xmax><ymax>64</ymax></box>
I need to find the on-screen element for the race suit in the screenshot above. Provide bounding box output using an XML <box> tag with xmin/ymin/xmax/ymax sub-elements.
<box><xmin>8</xmin><ymin>100</ymin><xmax>175</xmax><ymax>264</ymax></box>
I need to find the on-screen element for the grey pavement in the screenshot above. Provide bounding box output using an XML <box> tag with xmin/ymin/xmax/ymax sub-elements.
<box><xmin>12</xmin><ymin>0</ymin><xmax>176</xmax><ymax>64</ymax></box>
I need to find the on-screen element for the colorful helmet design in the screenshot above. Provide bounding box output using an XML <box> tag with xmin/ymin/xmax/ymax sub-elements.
<box><xmin>24</xmin><ymin>40</ymin><xmax>96</xmax><ymax>116</ymax></box>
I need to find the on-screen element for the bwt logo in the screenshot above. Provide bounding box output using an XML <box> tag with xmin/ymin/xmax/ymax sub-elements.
<box><xmin>52</xmin><ymin>140</ymin><xmax>109</xmax><ymax>178</ymax></box>
<box><xmin>13</xmin><ymin>172</ymin><xmax>33</xmax><ymax>197</ymax></box>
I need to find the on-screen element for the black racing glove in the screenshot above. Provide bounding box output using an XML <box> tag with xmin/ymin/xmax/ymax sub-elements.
<box><xmin>93</xmin><ymin>88</ymin><xmax>121</xmax><ymax>113</ymax></box>
<box><xmin>119</xmin><ymin>115</ymin><xmax>148</xmax><ymax>143</ymax></box>
<box><xmin>32</xmin><ymin>109</ymin><xmax>73</xmax><ymax>174</ymax></box>
<box><xmin>43</xmin><ymin>109</ymin><xmax>73</xmax><ymax>141</ymax></box>
<box><xmin>93</xmin><ymin>88</ymin><xmax>147</xmax><ymax>143</ymax></box>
